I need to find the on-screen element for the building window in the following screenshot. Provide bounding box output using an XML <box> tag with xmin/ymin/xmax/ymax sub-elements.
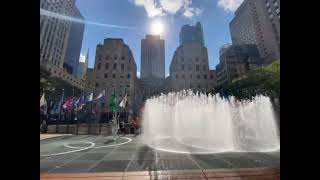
<box><xmin>127</xmin><ymin>73</ymin><xmax>131</xmax><ymax>79</ymax></box>
<box><xmin>97</xmin><ymin>63</ymin><xmax>101</xmax><ymax>70</ymax></box>
<box><xmin>113</xmin><ymin>63</ymin><xmax>117</xmax><ymax>70</ymax></box>
<box><xmin>95</xmin><ymin>83</ymin><xmax>99</xmax><ymax>87</ymax></box>
<box><xmin>106</xmin><ymin>55</ymin><xmax>110</xmax><ymax>60</ymax></box>
<box><xmin>121</xmin><ymin>64</ymin><xmax>124</xmax><ymax>70</ymax></box>
<box><xmin>105</xmin><ymin>63</ymin><xmax>109</xmax><ymax>70</ymax></box>
<box><xmin>182</xmin><ymin>74</ymin><xmax>185</xmax><ymax>79</ymax></box>
<box><xmin>176</xmin><ymin>74</ymin><xmax>178</xmax><ymax>79</ymax></box>
<box><xmin>196</xmin><ymin>65</ymin><xmax>199</xmax><ymax>71</ymax></box>
<box><xmin>181</xmin><ymin>57</ymin><xmax>184</xmax><ymax>62</ymax></box>
<box><xmin>196</xmin><ymin>57</ymin><xmax>199</xmax><ymax>62</ymax></box>
<box><xmin>114</xmin><ymin>55</ymin><xmax>118</xmax><ymax>60</ymax></box>
<box><xmin>204</xmin><ymin>75</ymin><xmax>207</xmax><ymax>79</ymax></box>
<box><xmin>188</xmin><ymin>64</ymin><xmax>192</xmax><ymax>71</ymax></box>
<box><xmin>127</xmin><ymin>85</ymin><xmax>130</xmax><ymax>88</ymax></box>
<box><xmin>104</xmin><ymin>74</ymin><xmax>108</xmax><ymax>78</ymax></box>
<box><xmin>198</xmin><ymin>85</ymin><xmax>201</xmax><ymax>88</ymax></box>
<box><xmin>210</xmin><ymin>75</ymin><xmax>214</xmax><ymax>79</ymax></box>
<box><xmin>197</xmin><ymin>75</ymin><xmax>200</xmax><ymax>79</ymax></box>
<box><xmin>112</xmin><ymin>74</ymin><xmax>116</xmax><ymax>78</ymax></box>
<box><xmin>120</xmin><ymin>75</ymin><xmax>124</xmax><ymax>78</ymax></box>
<box><xmin>203</xmin><ymin>65</ymin><xmax>206</xmax><ymax>70</ymax></box>
<box><xmin>121</xmin><ymin>56</ymin><xmax>125</xmax><ymax>60</ymax></box>
<box><xmin>181</xmin><ymin>64</ymin><xmax>184</xmax><ymax>70</ymax></box>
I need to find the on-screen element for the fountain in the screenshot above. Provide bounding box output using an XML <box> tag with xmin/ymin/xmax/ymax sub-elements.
<box><xmin>142</xmin><ymin>90</ymin><xmax>280</xmax><ymax>154</ymax></box>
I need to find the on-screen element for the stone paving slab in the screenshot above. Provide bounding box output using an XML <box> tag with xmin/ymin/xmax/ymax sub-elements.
<box><xmin>40</xmin><ymin>135</ymin><xmax>280</xmax><ymax>178</ymax></box>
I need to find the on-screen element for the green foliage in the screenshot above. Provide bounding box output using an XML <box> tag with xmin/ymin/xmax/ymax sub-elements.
<box><xmin>40</xmin><ymin>67</ymin><xmax>82</xmax><ymax>103</ymax></box>
<box><xmin>213</xmin><ymin>60</ymin><xmax>280</xmax><ymax>100</ymax></box>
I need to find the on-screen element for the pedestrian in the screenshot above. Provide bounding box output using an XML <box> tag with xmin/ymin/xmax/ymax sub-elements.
<box><xmin>132</xmin><ymin>115</ymin><xmax>141</xmax><ymax>136</ymax></box>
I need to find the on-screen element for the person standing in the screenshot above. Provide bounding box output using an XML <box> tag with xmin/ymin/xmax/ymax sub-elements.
<box><xmin>132</xmin><ymin>115</ymin><xmax>141</xmax><ymax>136</ymax></box>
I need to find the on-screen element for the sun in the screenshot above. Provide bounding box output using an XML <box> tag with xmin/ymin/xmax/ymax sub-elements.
<box><xmin>151</xmin><ymin>21</ymin><xmax>164</xmax><ymax>35</ymax></box>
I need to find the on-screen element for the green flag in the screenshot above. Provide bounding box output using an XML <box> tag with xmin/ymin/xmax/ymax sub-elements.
<box><xmin>109</xmin><ymin>92</ymin><xmax>116</xmax><ymax>112</ymax></box>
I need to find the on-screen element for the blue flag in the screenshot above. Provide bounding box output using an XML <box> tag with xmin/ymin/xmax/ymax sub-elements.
<box><xmin>53</xmin><ymin>94</ymin><xmax>64</xmax><ymax>114</ymax></box>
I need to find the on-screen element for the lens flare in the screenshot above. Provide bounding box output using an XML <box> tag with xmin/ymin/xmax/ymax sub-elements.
<box><xmin>40</xmin><ymin>9</ymin><xmax>137</xmax><ymax>30</ymax></box>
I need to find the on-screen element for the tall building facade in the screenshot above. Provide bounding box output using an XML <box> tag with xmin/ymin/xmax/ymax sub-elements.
<box><xmin>93</xmin><ymin>38</ymin><xmax>137</xmax><ymax>111</ymax></box>
<box><xmin>179</xmin><ymin>22</ymin><xmax>204</xmax><ymax>46</ymax></box>
<box><xmin>216</xmin><ymin>44</ymin><xmax>262</xmax><ymax>86</ymax></box>
<box><xmin>40</xmin><ymin>0</ymin><xmax>75</xmax><ymax>68</ymax></box>
<box><xmin>141</xmin><ymin>35</ymin><xmax>165</xmax><ymax>79</ymax></box>
<box><xmin>169</xmin><ymin>43</ymin><xmax>216</xmax><ymax>92</ymax></box>
<box><xmin>229</xmin><ymin>0</ymin><xmax>280</xmax><ymax>63</ymax></box>
<box><xmin>64</xmin><ymin>6</ymin><xmax>85</xmax><ymax>75</ymax></box>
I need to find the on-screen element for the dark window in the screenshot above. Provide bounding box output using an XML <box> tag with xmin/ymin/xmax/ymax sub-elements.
<box><xmin>198</xmin><ymin>85</ymin><xmax>201</xmax><ymax>88</ymax></box>
<box><xmin>121</xmin><ymin>64</ymin><xmax>124</xmax><ymax>70</ymax></box>
<box><xmin>98</xmin><ymin>56</ymin><xmax>102</xmax><ymax>61</ymax></box>
<box><xmin>127</xmin><ymin>73</ymin><xmax>131</xmax><ymax>79</ymax></box>
<box><xmin>196</xmin><ymin>65</ymin><xmax>199</xmax><ymax>71</ymax></box>
<box><xmin>190</xmin><ymin>74</ymin><xmax>192</xmax><ymax>79</ymax></box>
<box><xmin>113</xmin><ymin>63</ymin><xmax>117</xmax><ymax>70</ymax></box>
<box><xmin>97</xmin><ymin>63</ymin><xmax>101</xmax><ymax>70</ymax></box>
<box><xmin>181</xmin><ymin>57</ymin><xmax>184</xmax><ymax>62</ymax></box>
<box><xmin>114</xmin><ymin>55</ymin><xmax>118</xmax><ymax>60</ymax></box>
<box><xmin>120</xmin><ymin>75</ymin><xmax>124</xmax><ymax>78</ymax></box>
<box><xmin>203</xmin><ymin>65</ymin><xmax>206</xmax><ymax>70</ymax></box>
<box><xmin>176</xmin><ymin>74</ymin><xmax>178</xmax><ymax>79</ymax></box>
<box><xmin>181</xmin><ymin>64</ymin><xmax>184</xmax><ymax>70</ymax></box>
<box><xmin>95</xmin><ymin>83</ymin><xmax>99</xmax><ymax>87</ymax></box>
<box><xmin>106</xmin><ymin>55</ymin><xmax>110</xmax><ymax>60</ymax></box>
<box><xmin>204</xmin><ymin>75</ymin><xmax>207</xmax><ymax>79</ymax></box>
<box><xmin>121</xmin><ymin>56</ymin><xmax>125</xmax><ymax>60</ymax></box>
<box><xmin>210</xmin><ymin>75</ymin><xmax>214</xmax><ymax>79</ymax></box>
<box><xmin>104</xmin><ymin>74</ymin><xmax>108</xmax><ymax>78</ymax></box>
<box><xmin>127</xmin><ymin>85</ymin><xmax>130</xmax><ymax>88</ymax></box>
<box><xmin>112</xmin><ymin>74</ymin><xmax>116</xmax><ymax>78</ymax></box>
<box><xmin>105</xmin><ymin>63</ymin><xmax>109</xmax><ymax>70</ymax></box>
<box><xmin>197</xmin><ymin>75</ymin><xmax>200</xmax><ymax>79</ymax></box>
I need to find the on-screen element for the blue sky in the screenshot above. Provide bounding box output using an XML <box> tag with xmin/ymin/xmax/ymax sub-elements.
<box><xmin>76</xmin><ymin>0</ymin><xmax>243</xmax><ymax>76</ymax></box>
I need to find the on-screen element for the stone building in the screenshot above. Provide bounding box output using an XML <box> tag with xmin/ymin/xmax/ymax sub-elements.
<box><xmin>84</xmin><ymin>68</ymin><xmax>95</xmax><ymax>93</ymax></box>
<box><xmin>216</xmin><ymin>44</ymin><xmax>262</xmax><ymax>86</ymax></box>
<box><xmin>179</xmin><ymin>22</ymin><xmax>204</xmax><ymax>46</ymax></box>
<box><xmin>40</xmin><ymin>0</ymin><xmax>75</xmax><ymax>69</ymax></box>
<box><xmin>93</xmin><ymin>38</ymin><xmax>138</xmax><ymax>112</ymax></box>
<box><xmin>169</xmin><ymin>43</ymin><xmax>216</xmax><ymax>92</ymax></box>
<box><xmin>141</xmin><ymin>35</ymin><xmax>165</xmax><ymax>79</ymax></box>
<box><xmin>229</xmin><ymin>0</ymin><xmax>280</xmax><ymax>63</ymax></box>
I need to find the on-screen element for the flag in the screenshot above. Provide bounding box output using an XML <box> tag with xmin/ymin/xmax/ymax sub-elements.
<box><xmin>87</xmin><ymin>92</ymin><xmax>93</xmax><ymax>102</ymax></box>
<box><xmin>40</xmin><ymin>93</ymin><xmax>47</xmax><ymax>108</ymax></box>
<box><xmin>53</xmin><ymin>94</ymin><xmax>64</xmax><ymax>114</ymax></box>
<box><xmin>95</xmin><ymin>90</ymin><xmax>106</xmax><ymax>102</ymax></box>
<box><xmin>119</xmin><ymin>93</ymin><xmax>127</xmax><ymax>108</ymax></box>
<box><xmin>131</xmin><ymin>95</ymin><xmax>137</xmax><ymax>114</ymax></box>
<box><xmin>63</xmin><ymin>97</ymin><xmax>75</xmax><ymax>110</ymax></box>
<box><xmin>109</xmin><ymin>91</ymin><xmax>116</xmax><ymax>112</ymax></box>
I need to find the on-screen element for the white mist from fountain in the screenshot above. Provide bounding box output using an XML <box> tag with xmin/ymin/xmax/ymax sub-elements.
<box><xmin>142</xmin><ymin>90</ymin><xmax>280</xmax><ymax>154</ymax></box>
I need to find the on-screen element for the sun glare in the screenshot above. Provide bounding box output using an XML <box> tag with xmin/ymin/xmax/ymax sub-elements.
<box><xmin>151</xmin><ymin>21</ymin><xmax>164</xmax><ymax>35</ymax></box>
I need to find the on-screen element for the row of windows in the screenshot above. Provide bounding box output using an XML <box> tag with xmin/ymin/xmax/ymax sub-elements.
<box><xmin>175</xmin><ymin>74</ymin><xmax>214</xmax><ymax>79</ymax></box>
<box><xmin>179</xmin><ymin>57</ymin><xmax>207</xmax><ymax>62</ymax></box>
<box><xmin>95</xmin><ymin>83</ymin><xmax>131</xmax><ymax>88</ymax></box>
<box><xmin>96</xmin><ymin>73</ymin><xmax>131</xmax><ymax>79</ymax></box>
<box><xmin>98</xmin><ymin>55</ymin><xmax>126</xmax><ymax>61</ymax></box>
<box><xmin>97</xmin><ymin>63</ymin><xmax>129</xmax><ymax>71</ymax></box>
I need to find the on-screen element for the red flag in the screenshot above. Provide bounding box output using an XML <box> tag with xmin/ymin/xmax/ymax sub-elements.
<box><xmin>63</xmin><ymin>97</ymin><xmax>74</xmax><ymax>110</ymax></box>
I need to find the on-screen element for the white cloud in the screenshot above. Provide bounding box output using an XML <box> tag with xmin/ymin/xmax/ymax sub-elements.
<box><xmin>130</xmin><ymin>0</ymin><xmax>202</xmax><ymax>18</ymax></box>
<box><xmin>79</xmin><ymin>54</ymin><xmax>86</xmax><ymax>62</ymax></box>
<box><xmin>217</xmin><ymin>0</ymin><xmax>244</xmax><ymax>12</ymax></box>
<box><xmin>131</xmin><ymin>0</ymin><xmax>164</xmax><ymax>17</ymax></box>
<box><xmin>183</xmin><ymin>7</ymin><xmax>203</xmax><ymax>18</ymax></box>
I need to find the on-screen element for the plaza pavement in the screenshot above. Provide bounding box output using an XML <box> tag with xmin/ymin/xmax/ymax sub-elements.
<box><xmin>40</xmin><ymin>135</ymin><xmax>280</xmax><ymax>179</ymax></box>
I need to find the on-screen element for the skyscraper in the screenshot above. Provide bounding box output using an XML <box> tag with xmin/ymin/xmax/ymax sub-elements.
<box><xmin>40</xmin><ymin>0</ymin><xmax>76</xmax><ymax>68</ymax></box>
<box><xmin>179</xmin><ymin>22</ymin><xmax>204</xmax><ymax>46</ymax></box>
<box><xmin>64</xmin><ymin>5</ymin><xmax>85</xmax><ymax>75</ymax></box>
<box><xmin>141</xmin><ymin>35</ymin><xmax>165</xmax><ymax>79</ymax></box>
<box><xmin>229</xmin><ymin>0</ymin><xmax>280</xmax><ymax>63</ymax></box>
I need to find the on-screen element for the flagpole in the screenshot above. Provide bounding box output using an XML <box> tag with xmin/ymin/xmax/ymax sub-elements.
<box><xmin>57</xmin><ymin>88</ymin><xmax>64</xmax><ymax>133</ymax></box>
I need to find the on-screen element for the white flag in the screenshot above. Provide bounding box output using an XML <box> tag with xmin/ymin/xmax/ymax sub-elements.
<box><xmin>95</xmin><ymin>90</ymin><xmax>105</xmax><ymax>100</ymax></box>
<box><xmin>88</xmin><ymin>92</ymin><xmax>93</xmax><ymax>102</ymax></box>
<box><xmin>119</xmin><ymin>94</ymin><xmax>127</xmax><ymax>108</ymax></box>
<box><xmin>40</xmin><ymin>93</ymin><xmax>47</xmax><ymax>107</ymax></box>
